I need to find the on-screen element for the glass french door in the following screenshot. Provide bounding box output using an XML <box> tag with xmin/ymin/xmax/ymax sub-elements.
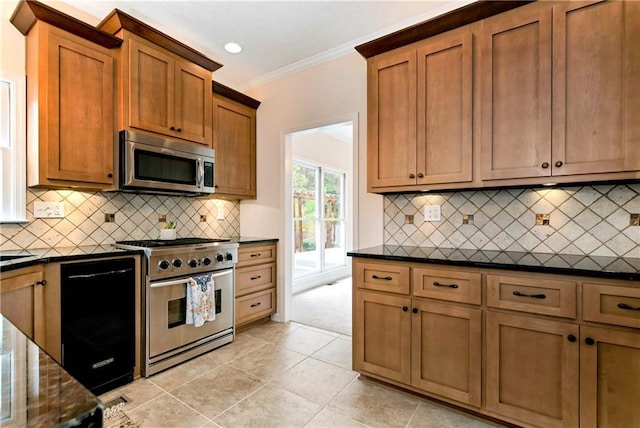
<box><xmin>293</xmin><ymin>160</ymin><xmax>346</xmax><ymax>279</ymax></box>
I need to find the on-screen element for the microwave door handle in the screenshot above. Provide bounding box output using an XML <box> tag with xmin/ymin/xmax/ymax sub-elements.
<box><xmin>197</xmin><ymin>158</ymin><xmax>204</xmax><ymax>189</ymax></box>
<box><xmin>150</xmin><ymin>278</ymin><xmax>190</xmax><ymax>288</ymax></box>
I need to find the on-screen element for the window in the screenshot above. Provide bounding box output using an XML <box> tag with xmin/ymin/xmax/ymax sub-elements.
<box><xmin>292</xmin><ymin>160</ymin><xmax>346</xmax><ymax>279</ymax></box>
<box><xmin>0</xmin><ymin>73</ymin><xmax>27</xmax><ymax>222</ymax></box>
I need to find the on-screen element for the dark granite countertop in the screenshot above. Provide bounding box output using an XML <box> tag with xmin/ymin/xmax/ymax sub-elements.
<box><xmin>0</xmin><ymin>245</ymin><xmax>144</xmax><ymax>273</ymax></box>
<box><xmin>1</xmin><ymin>315</ymin><xmax>102</xmax><ymax>426</ymax></box>
<box><xmin>231</xmin><ymin>236</ymin><xmax>279</xmax><ymax>245</ymax></box>
<box><xmin>347</xmin><ymin>245</ymin><xmax>640</xmax><ymax>281</ymax></box>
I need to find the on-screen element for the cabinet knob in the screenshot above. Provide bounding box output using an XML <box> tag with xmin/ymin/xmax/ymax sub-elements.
<box><xmin>176</xmin><ymin>128</ymin><xmax>182</xmax><ymax>133</ymax></box>
<box><xmin>402</xmin><ymin>306</ymin><xmax>408</xmax><ymax>312</ymax></box>
<box><xmin>541</xmin><ymin>162</ymin><xmax>549</xmax><ymax>169</ymax></box>
<box><xmin>555</xmin><ymin>161</ymin><xmax>563</xmax><ymax>167</ymax></box>
<box><xmin>107</xmin><ymin>173</ymin><xmax>113</xmax><ymax>178</ymax></box>
<box><xmin>417</xmin><ymin>172</ymin><xmax>424</xmax><ymax>178</ymax></box>
<box><xmin>585</xmin><ymin>337</ymin><xmax>595</xmax><ymax>346</ymax></box>
<box><xmin>412</xmin><ymin>308</ymin><xmax>418</xmax><ymax>314</ymax></box>
<box><xmin>567</xmin><ymin>334</ymin><xmax>576</xmax><ymax>343</ymax></box>
<box><xmin>170</xmin><ymin>126</ymin><xmax>176</xmax><ymax>131</ymax></box>
<box><xmin>409</xmin><ymin>173</ymin><xmax>415</xmax><ymax>179</ymax></box>
<box><xmin>36</xmin><ymin>280</ymin><xmax>47</xmax><ymax>286</ymax></box>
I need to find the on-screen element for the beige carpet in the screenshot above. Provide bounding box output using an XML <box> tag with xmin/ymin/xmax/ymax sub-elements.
<box><xmin>291</xmin><ymin>277</ymin><xmax>352</xmax><ymax>336</ymax></box>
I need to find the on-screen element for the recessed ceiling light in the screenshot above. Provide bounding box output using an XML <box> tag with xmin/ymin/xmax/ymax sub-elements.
<box><xmin>224</xmin><ymin>42</ymin><xmax>242</xmax><ymax>54</ymax></box>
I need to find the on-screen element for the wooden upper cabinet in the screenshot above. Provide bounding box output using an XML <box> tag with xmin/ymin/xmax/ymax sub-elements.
<box><xmin>127</xmin><ymin>34</ymin><xmax>212</xmax><ymax>146</ymax></box>
<box><xmin>368</xmin><ymin>49</ymin><xmax>417</xmax><ymax>189</ymax></box>
<box><xmin>26</xmin><ymin>24</ymin><xmax>116</xmax><ymax>188</ymax></box>
<box><xmin>416</xmin><ymin>30</ymin><xmax>472</xmax><ymax>185</ymax></box>
<box><xmin>212</xmin><ymin>93</ymin><xmax>257</xmax><ymax>198</ymax></box>
<box><xmin>552</xmin><ymin>0</ymin><xmax>640</xmax><ymax>176</ymax></box>
<box><xmin>480</xmin><ymin>6</ymin><xmax>552</xmax><ymax>181</ymax></box>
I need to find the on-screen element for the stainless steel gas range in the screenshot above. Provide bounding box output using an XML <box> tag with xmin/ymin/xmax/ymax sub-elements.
<box><xmin>115</xmin><ymin>238</ymin><xmax>238</xmax><ymax>376</ymax></box>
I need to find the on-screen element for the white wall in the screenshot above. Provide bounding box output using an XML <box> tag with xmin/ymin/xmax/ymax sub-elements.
<box><xmin>245</xmin><ymin>52</ymin><xmax>383</xmax><ymax>320</ymax></box>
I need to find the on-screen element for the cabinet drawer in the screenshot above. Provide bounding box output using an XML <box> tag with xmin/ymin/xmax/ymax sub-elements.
<box><xmin>355</xmin><ymin>261</ymin><xmax>410</xmax><ymax>294</ymax></box>
<box><xmin>487</xmin><ymin>274</ymin><xmax>576</xmax><ymax>318</ymax></box>
<box><xmin>583</xmin><ymin>283</ymin><xmax>640</xmax><ymax>328</ymax></box>
<box><xmin>237</xmin><ymin>244</ymin><xmax>276</xmax><ymax>268</ymax></box>
<box><xmin>413</xmin><ymin>267</ymin><xmax>481</xmax><ymax>304</ymax></box>
<box><xmin>236</xmin><ymin>263</ymin><xmax>275</xmax><ymax>297</ymax></box>
<box><xmin>236</xmin><ymin>289</ymin><xmax>275</xmax><ymax>326</ymax></box>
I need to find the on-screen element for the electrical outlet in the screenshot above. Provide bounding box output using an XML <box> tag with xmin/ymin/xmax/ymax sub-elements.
<box><xmin>33</xmin><ymin>201</ymin><xmax>64</xmax><ymax>218</ymax></box>
<box><xmin>404</xmin><ymin>214</ymin><xmax>414</xmax><ymax>224</ymax></box>
<box><xmin>424</xmin><ymin>205</ymin><xmax>441</xmax><ymax>222</ymax></box>
<box><xmin>200</xmin><ymin>214</ymin><xmax>207</xmax><ymax>222</ymax></box>
<box><xmin>217</xmin><ymin>206</ymin><xmax>225</xmax><ymax>220</ymax></box>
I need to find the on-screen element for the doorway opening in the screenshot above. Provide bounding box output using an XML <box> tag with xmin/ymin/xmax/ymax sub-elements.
<box><xmin>285</xmin><ymin>120</ymin><xmax>354</xmax><ymax>335</ymax></box>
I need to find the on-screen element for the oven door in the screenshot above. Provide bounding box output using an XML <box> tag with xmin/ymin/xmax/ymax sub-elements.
<box><xmin>148</xmin><ymin>270</ymin><xmax>233</xmax><ymax>358</ymax></box>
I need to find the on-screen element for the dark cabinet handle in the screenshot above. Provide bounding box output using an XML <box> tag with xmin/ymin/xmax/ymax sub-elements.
<box><xmin>585</xmin><ymin>337</ymin><xmax>595</xmax><ymax>346</ymax></box>
<box><xmin>567</xmin><ymin>334</ymin><xmax>576</xmax><ymax>343</ymax></box>
<box><xmin>555</xmin><ymin>161</ymin><xmax>563</xmax><ymax>167</ymax></box>
<box><xmin>433</xmin><ymin>281</ymin><xmax>458</xmax><ymax>289</ymax></box>
<box><xmin>250</xmin><ymin>253</ymin><xmax>262</xmax><ymax>258</ymax></box>
<box><xmin>250</xmin><ymin>302</ymin><xmax>262</xmax><ymax>308</ymax></box>
<box><xmin>177</xmin><ymin>128</ymin><xmax>182</xmax><ymax>133</ymax></box>
<box><xmin>417</xmin><ymin>172</ymin><xmax>424</xmax><ymax>178</ymax></box>
<box><xmin>170</xmin><ymin>126</ymin><xmax>176</xmax><ymax>131</ymax></box>
<box><xmin>36</xmin><ymin>280</ymin><xmax>47</xmax><ymax>286</ymax></box>
<box><xmin>618</xmin><ymin>303</ymin><xmax>640</xmax><ymax>311</ymax></box>
<box><xmin>107</xmin><ymin>173</ymin><xmax>113</xmax><ymax>178</ymax></box>
<box><xmin>409</xmin><ymin>173</ymin><xmax>415</xmax><ymax>179</ymax></box>
<box><xmin>402</xmin><ymin>306</ymin><xmax>408</xmax><ymax>312</ymax></box>
<box><xmin>250</xmin><ymin>276</ymin><xmax>262</xmax><ymax>281</ymax></box>
<box><xmin>541</xmin><ymin>162</ymin><xmax>549</xmax><ymax>169</ymax></box>
<box><xmin>372</xmin><ymin>275</ymin><xmax>393</xmax><ymax>281</ymax></box>
<box><xmin>412</xmin><ymin>308</ymin><xmax>418</xmax><ymax>314</ymax></box>
<box><xmin>512</xmin><ymin>290</ymin><xmax>546</xmax><ymax>299</ymax></box>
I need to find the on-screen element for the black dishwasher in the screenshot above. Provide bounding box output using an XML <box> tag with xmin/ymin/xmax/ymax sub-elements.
<box><xmin>61</xmin><ymin>258</ymin><xmax>135</xmax><ymax>395</ymax></box>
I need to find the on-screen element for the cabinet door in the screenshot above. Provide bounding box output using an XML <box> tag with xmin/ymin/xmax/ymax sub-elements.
<box><xmin>480</xmin><ymin>6</ymin><xmax>552</xmax><ymax>180</ymax></box>
<box><xmin>212</xmin><ymin>94</ymin><xmax>256</xmax><ymax>197</ymax></box>
<box><xmin>486</xmin><ymin>312</ymin><xmax>578</xmax><ymax>428</ymax></box>
<box><xmin>368</xmin><ymin>50</ymin><xmax>417</xmax><ymax>188</ymax></box>
<box><xmin>416</xmin><ymin>31</ymin><xmax>472</xmax><ymax>185</ymax></box>
<box><xmin>1</xmin><ymin>270</ymin><xmax>45</xmax><ymax>343</ymax></box>
<box><xmin>580</xmin><ymin>326</ymin><xmax>640</xmax><ymax>428</ymax></box>
<box><xmin>552</xmin><ymin>1</ymin><xmax>640</xmax><ymax>176</ymax></box>
<box><xmin>175</xmin><ymin>59</ymin><xmax>212</xmax><ymax>146</ymax></box>
<box><xmin>129</xmin><ymin>36</ymin><xmax>175</xmax><ymax>136</ymax></box>
<box><xmin>46</xmin><ymin>31</ymin><xmax>114</xmax><ymax>185</ymax></box>
<box><xmin>411</xmin><ymin>299</ymin><xmax>481</xmax><ymax>407</ymax></box>
<box><xmin>353</xmin><ymin>290</ymin><xmax>411</xmax><ymax>384</ymax></box>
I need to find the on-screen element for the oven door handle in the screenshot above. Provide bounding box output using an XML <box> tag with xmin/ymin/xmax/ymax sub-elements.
<box><xmin>150</xmin><ymin>278</ymin><xmax>190</xmax><ymax>288</ymax></box>
<box><xmin>150</xmin><ymin>270</ymin><xmax>232</xmax><ymax>288</ymax></box>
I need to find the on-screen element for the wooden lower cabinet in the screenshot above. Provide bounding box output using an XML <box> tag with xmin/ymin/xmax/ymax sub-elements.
<box><xmin>235</xmin><ymin>242</ymin><xmax>277</xmax><ymax>329</ymax></box>
<box><xmin>411</xmin><ymin>299</ymin><xmax>481</xmax><ymax>407</ymax></box>
<box><xmin>485</xmin><ymin>311</ymin><xmax>579</xmax><ymax>428</ymax></box>
<box><xmin>353</xmin><ymin>290</ymin><xmax>412</xmax><ymax>384</ymax></box>
<box><xmin>353</xmin><ymin>289</ymin><xmax>481</xmax><ymax>407</ymax></box>
<box><xmin>0</xmin><ymin>266</ymin><xmax>46</xmax><ymax>344</ymax></box>
<box><xmin>580</xmin><ymin>326</ymin><xmax>640</xmax><ymax>428</ymax></box>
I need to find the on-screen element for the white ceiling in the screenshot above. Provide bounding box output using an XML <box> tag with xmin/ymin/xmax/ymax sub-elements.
<box><xmin>62</xmin><ymin>0</ymin><xmax>475</xmax><ymax>91</ymax></box>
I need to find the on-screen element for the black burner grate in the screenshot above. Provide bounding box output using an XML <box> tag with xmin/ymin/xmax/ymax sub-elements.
<box><xmin>115</xmin><ymin>237</ymin><xmax>230</xmax><ymax>248</ymax></box>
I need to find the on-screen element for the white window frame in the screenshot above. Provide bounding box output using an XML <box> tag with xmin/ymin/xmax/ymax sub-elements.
<box><xmin>0</xmin><ymin>72</ymin><xmax>27</xmax><ymax>223</ymax></box>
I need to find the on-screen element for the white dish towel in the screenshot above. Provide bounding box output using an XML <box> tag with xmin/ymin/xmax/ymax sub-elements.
<box><xmin>186</xmin><ymin>273</ymin><xmax>216</xmax><ymax>327</ymax></box>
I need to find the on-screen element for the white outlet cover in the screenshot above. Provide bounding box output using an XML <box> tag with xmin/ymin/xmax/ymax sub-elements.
<box><xmin>424</xmin><ymin>204</ymin><xmax>442</xmax><ymax>222</ymax></box>
<box><xmin>33</xmin><ymin>201</ymin><xmax>64</xmax><ymax>218</ymax></box>
<box><xmin>217</xmin><ymin>206</ymin><xmax>225</xmax><ymax>220</ymax></box>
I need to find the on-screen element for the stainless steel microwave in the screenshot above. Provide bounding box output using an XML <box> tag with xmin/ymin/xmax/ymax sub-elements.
<box><xmin>119</xmin><ymin>130</ymin><xmax>214</xmax><ymax>196</ymax></box>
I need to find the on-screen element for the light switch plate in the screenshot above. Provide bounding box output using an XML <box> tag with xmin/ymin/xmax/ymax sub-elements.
<box><xmin>217</xmin><ymin>207</ymin><xmax>225</xmax><ymax>220</ymax></box>
<box><xmin>33</xmin><ymin>201</ymin><xmax>64</xmax><ymax>218</ymax></box>
<box><xmin>424</xmin><ymin>205</ymin><xmax>441</xmax><ymax>222</ymax></box>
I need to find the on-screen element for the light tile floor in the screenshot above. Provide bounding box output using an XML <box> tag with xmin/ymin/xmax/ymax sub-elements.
<box><xmin>101</xmin><ymin>321</ymin><xmax>501</xmax><ymax>428</ymax></box>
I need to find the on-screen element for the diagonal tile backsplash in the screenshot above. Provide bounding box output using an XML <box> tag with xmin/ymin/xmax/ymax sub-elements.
<box><xmin>384</xmin><ymin>184</ymin><xmax>640</xmax><ymax>259</ymax></box>
<box><xmin>0</xmin><ymin>189</ymin><xmax>240</xmax><ymax>251</ymax></box>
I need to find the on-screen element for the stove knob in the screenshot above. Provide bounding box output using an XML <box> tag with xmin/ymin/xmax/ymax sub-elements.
<box><xmin>202</xmin><ymin>257</ymin><xmax>212</xmax><ymax>266</ymax></box>
<box><xmin>172</xmin><ymin>258</ymin><xmax>183</xmax><ymax>268</ymax></box>
<box><xmin>226</xmin><ymin>253</ymin><xmax>233</xmax><ymax>261</ymax></box>
<box><xmin>188</xmin><ymin>259</ymin><xmax>198</xmax><ymax>268</ymax></box>
<box><xmin>159</xmin><ymin>260</ymin><xmax>170</xmax><ymax>270</ymax></box>
<box><xmin>216</xmin><ymin>254</ymin><xmax>224</xmax><ymax>262</ymax></box>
